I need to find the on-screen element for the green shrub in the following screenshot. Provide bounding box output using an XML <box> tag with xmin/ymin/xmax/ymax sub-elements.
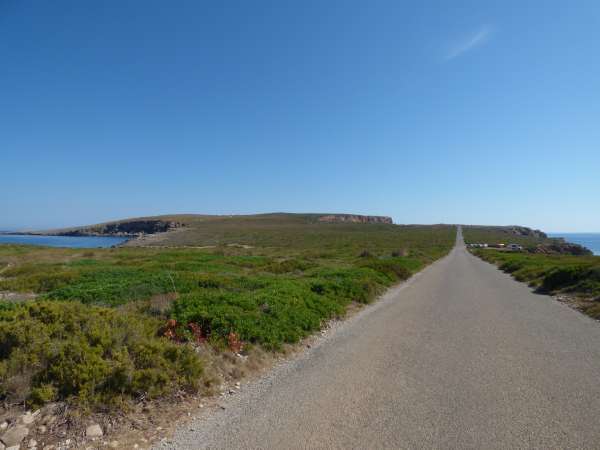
<box><xmin>197</xmin><ymin>273</ymin><xmax>231</xmax><ymax>289</ymax></box>
<box><xmin>171</xmin><ymin>282</ymin><xmax>333</xmax><ymax>350</ymax></box>
<box><xmin>500</xmin><ymin>260</ymin><xmax>525</xmax><ymax>273</ymax></box>
<box><xmin>0</xmin><ymin>266</ymin><xmax>79</xmax><ymax>293</ymax></box>
<box><xmin>359</xmin><ymin>258</ymin><xmax>413</xmax><ymax>282</ymax></box>
<box><xmin>47</xmin><ymin>269</ymin><xmax>173</xmax><ymax>306</ymax></box>
<box><xmin>262</xmin><ymin>258</ymin><xmax>315</xmax><ymax>274</ymax></box>
<box><xmin>0</xmin><ymin>301</ymin><xmax>203</xmax><ymax>409</ymax></box>
<box><xmin>171</xmin><ymin>259</ymin><xmax>419</xmax><ymax>349</ymax></box>
<box><xmin>542</xmin><ymin>266</ymin><xmax>587</xmax><ymax>291</ymax></box>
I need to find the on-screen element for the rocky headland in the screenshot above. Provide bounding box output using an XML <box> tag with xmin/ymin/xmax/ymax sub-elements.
<box><xmin>317</xmin><ymin>214</ymin><xmax>393</xmax><ymax>224</ymax></box>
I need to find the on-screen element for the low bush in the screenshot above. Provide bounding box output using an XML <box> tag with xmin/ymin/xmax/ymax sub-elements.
<box><xmin>262</xmin><ymin>258</ymin><xmax>315</xmax><ymax>274</ymax></box>
<box><xmin>0</xmin><ymin>301</ymin><xmax>203</xmax><ymax>409</ymax></box>
<box><xmin>541</xmin><ymin>266</ymin><xmax>587</xmax><ymax>291</ymax></box>
<box><xmin>171</xmin><ymin>262</ymin><xmax>417</xmax><ymax>349</ymax></box>
<box><xmin>0</xmin><ymin>265</ymin><xmax>79</xmax><ymax>293</ymax></box>
<box><xmin>171</xmin><ymin>280</ymin><xmax>343</xmax><ymax>350</ymax></box>
<box><xmin>359</xmin><ymin>258</ymin><xmax>415</xmax><ymax>282</ymax></box>
<box><xmin>499</xmin><ymin>260</ymin><xmax>525</xmax><ymax>273</ymax></box>
<box><xmin>46</xmin><ymin>268</ymin><xmax>175</xmax><ymax>306</ymax></box>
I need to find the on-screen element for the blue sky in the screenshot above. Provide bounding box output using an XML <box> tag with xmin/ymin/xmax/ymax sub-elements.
<box><xmin>1</xmin><ymin>1</ymin><xmax>599</xmax><ymax>231</ymax></box>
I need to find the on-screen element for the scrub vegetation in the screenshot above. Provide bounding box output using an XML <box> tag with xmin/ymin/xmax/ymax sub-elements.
<box><xmin>0</xmin><ymin>216</ymin><xmax>455</xmax><ymax>409</ymax></box>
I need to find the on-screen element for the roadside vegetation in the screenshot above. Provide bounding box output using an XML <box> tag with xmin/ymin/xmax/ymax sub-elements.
<box><xmin>465</xmin><ymin>225</ymin><xmax>600</xmax><ymax>318</ymax></box>
<box><xmin>472</xmin><ymin>249</ymin><xmax>600</xmax><ymax>315</ymax></box>
<box><xmin>0</xmin><ymin>218</ymin><xmax>455</xmax><ymax>411</ymax></box>
<box><xmin>465</xmin><ymin>224</ymin><xmax>600</xmax><ymax>318</ymax></box>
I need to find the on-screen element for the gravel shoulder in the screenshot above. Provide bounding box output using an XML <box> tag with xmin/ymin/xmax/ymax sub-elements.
<box><xmin>157</xmin><ymin>234</ymin><xmax>600</xmax><ymax>449</ymax></box>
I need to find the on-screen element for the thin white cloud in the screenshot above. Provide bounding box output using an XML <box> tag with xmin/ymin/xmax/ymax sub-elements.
<box><xmin>444</xmin><ymin>25</ymin><xmax>493</xmax><ymax>61</ymax></box>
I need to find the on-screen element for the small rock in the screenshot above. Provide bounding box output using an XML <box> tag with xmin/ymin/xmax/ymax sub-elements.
<box><xmin>29</xmin><ymin>439</ymin><xmax>38</xmax><ymax>448</ymax></box>
<box><xmin>85</xmin><ymin>424</ymin><xmax>103</xmax><ymax>438</ymax></box>
<box><xmin>42</xmin><ymin>416</ymin><xmax>56</xmax><ymax>426</ymax></box>
<box><xmin>37</xmin><ymin>426</ymin><xmax>47</xmax><ymax>434</ymax></box>
<box><xmin>108</xmin><ymin>442</ymin><xmax>118</xmax><ymax>449</ymax></box>
<box><xmin>0</xmin><ymin>423</ymin><xmax>7</xmax><ymax>431</ymax></box>
<box><xmin>40</xmin><ymin>403</ymin><xmax>61</xmax><ymax>417</ymax></box>
<box><xmin>21</xmin><ymin>415</ymin><xmax>34</xmax><ymax>425</ymax></box>
<box><xmin>21</xmin><ymin>411</ymin><xmax>40</xmax><ymax>426</ymax></box>
<box><xmin>0</xmin><ymin>440</ymin><xmax>4</xmax><ymax>450</ymax></box>
<box><xmin>1</xmin><ymin>425</ymin><xmax>29</xmax><ymax>447</ymax></box>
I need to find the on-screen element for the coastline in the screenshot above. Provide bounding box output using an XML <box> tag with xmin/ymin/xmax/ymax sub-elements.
<box><xmin>549</xmin><ymin>232</ymin><xmax>600</xmax><ymax>256</ymax></box>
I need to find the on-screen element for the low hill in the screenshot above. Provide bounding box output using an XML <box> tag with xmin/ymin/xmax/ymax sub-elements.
<box><xmin>29</xmin><ymin>213</ymin><xmax>400</xmax><ymax>249</ymax></box>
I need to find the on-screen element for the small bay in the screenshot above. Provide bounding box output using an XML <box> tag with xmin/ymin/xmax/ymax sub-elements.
<box><xmin>0</xmin><ymin>234</ymin><xmax>129</xmax><ymax>248</ymax></box>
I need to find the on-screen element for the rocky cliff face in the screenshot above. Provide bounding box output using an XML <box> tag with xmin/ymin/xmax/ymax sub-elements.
<box><xmin>61</xmin><ymin>220</ymin><xmax>183</xmax><ymax>237</ymax></box>
<box><xmin>318</xmin><ymin>214</ymin><xmax>393</xmax><ymax>224</ymax></box>
<box><xmin>508</xmin><ymin>226</ymin><xmax>548</xmax><ymax>239</ymax></box>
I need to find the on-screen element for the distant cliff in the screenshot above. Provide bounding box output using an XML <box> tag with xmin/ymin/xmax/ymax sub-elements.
<box><xmin>318</xmin><ymin>214</ymin><xmax>393</xmax><ymax>224</ymax></box>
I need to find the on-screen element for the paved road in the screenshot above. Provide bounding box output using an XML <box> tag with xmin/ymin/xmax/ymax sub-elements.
<box><xmin>162</xmin><ymin>229</ymin><xmax>600</xmax><ymax>449</ymax></box>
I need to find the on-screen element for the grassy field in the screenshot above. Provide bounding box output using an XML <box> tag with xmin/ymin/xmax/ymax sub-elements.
<box><xmin>0</xmin><ymin>216</ymin><xmax>455</xmax><ymax>410</ymax></box>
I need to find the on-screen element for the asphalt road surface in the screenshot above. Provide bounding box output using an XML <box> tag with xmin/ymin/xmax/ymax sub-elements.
<box><xmin>161</xmin><ymin>229</ymin><xmax>600</xmax><ymax>449</ymax></box>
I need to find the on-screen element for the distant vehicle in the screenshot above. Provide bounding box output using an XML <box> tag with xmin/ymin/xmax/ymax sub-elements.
<box><xmin>507</xmin><ymin>244</ymin><xmax>523</xmax><ymax>251</ymax></box>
